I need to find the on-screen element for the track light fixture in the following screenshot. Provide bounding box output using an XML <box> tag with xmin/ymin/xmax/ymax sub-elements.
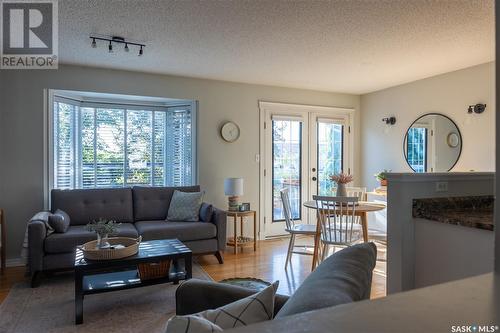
<box><xmin>89</xmin><ymin>35</ymin><xmax>145</xmax><ymax>56</ymax></box>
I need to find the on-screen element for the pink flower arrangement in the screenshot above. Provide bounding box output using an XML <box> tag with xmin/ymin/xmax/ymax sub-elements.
<box><xmin>329</xmin><ymin>173</ymin><xmax>353</xmax><ymax>184</ymax></box>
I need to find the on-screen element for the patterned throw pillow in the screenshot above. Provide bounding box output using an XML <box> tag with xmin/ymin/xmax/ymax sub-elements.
<box><xmin>48</xmin><ymin>209</ymin><xmax>71</xmax><ymax>233</ymax></box>
<box><xmin>166</xmin><ymin>316</ymin><xmax>222</xmax><ymax>333</ymax></box>
<box><xmin>167</xmin><ymin>190</ymin><xmax>204</xmax><ymax>222</ymax></box>
<box><xmin>165</xmin><ymin>281</ymin><xmax>279</xmax><ymax>333</ymax></box>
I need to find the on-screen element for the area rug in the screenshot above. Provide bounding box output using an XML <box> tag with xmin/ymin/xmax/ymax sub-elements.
<box><xmin>0</xmin><ymin>264</ymin><xmax>211</xmax><ymax>333</ymax></box>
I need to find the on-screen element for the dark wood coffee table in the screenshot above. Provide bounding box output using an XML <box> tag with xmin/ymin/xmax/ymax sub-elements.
<box><xmin>74</xmin><ymin>238</ymin><xmax>192</xmax><ymax>324</ymax></box>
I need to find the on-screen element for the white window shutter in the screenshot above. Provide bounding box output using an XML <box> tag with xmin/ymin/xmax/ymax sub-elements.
<box><xmin>53</xmin><ymin>99</ymin><xmax>195</xmax><ymax>189</ymax></box>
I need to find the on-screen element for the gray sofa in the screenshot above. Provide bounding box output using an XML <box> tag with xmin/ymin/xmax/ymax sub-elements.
<box><xmin>28</xmin><ymin>185</ymin><xmax>227</xmax><ymax>286</ymax></box>
<box><xmin>175</xmin><ymin>242</ymin><xmax>377</xmax><ymax>320</ymax></box>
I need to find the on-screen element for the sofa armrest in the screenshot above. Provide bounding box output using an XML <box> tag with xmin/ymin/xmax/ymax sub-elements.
<box><xmin>175</xmin><ymin>279</ymin><xmax>289</xmax><ymax>316</ymax></box>
<box><xmin>211</xmin><ymin>207</ymin><xmax>227</xmax><ymax>251</ymax></box>
<box><xmin>28</xmin><ymin>212</ymin><xmax>50</xmax><ymax>275</ymax></box>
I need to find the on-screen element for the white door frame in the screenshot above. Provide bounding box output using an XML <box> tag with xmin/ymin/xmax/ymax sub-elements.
<box><xmin>258</xmin><ymin>101</ymin><xmax>355</xmax><ymax>239</ymax></box>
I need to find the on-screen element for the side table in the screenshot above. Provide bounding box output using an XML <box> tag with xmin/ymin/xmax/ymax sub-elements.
<box><xmin>226</xmin><ymin>210</ymin><xmax>257</xmax><ymax>254</ymax></box>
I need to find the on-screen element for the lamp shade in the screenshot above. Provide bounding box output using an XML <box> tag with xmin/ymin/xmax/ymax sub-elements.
<box><xmin>224</xmin><ymin>178</ymin><xmax>244</xmax><ymax>196</ymax></box>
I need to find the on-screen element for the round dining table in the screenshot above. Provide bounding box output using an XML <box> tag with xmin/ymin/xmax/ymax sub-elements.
<box><xmin>303</xmin><ymin>200</ymin><xmax>386</xmax><ymax>270</ymax></box>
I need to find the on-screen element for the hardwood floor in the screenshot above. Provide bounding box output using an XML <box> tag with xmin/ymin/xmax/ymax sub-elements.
<box><xmin>0</xmin><ymin>237</ymin><xmax>386</xmax><ymax>305</ymax></box>
<box><xmin>0</xmin><ymin>266</ymin><xmax>26</xmax><ymax>304</ymax></box>
<box><xmin>199</xmin><ymin>236</ymin><xmax>387</xmax><ymax>299</ymax></box>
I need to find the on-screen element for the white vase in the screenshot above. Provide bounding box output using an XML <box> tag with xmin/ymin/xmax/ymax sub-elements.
<box><xmin>336</xmin><ymin>183</ymin><xmax>347</xmax><ymax>197</ymax></box>
<box><xmin>96</xmin><ymin>233</ymin><xmax>111</xmax><ymax>249</ymax></box>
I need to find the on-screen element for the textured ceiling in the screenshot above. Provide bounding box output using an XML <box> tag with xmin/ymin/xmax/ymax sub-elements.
<box><xmin>59</xmin><ymin>0</ymin><xmax>494</xmax><ymax>94</ymax></box>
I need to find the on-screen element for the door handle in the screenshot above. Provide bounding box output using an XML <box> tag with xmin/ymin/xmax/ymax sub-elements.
<box><xmin>312</xmin><ymin>168</ymin><xmax>316</xmax><ymax>172</ymax></box>
<box><xmin>312</xmin><ymin>177</ymin><xmax>317</xmax><ymax>181</ymax></box>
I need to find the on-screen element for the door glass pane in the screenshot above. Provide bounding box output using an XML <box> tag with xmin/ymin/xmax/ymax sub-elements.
<box><xmin>272</xmin><ymin>120</ymin><xmax>302</xmax><ymax>221</ymax></box>
<box><xmin>317</xmin><ymin>122</ymin><xmax>343</xmax><ymax>195</ymax></box>
<box><xmin>407</xmin><ymin>127</ymin><xmax>427</xmax><ymax>173</ymax></box>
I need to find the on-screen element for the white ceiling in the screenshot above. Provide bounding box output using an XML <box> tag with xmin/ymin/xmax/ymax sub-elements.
<box><xmin>59</xmin><ymin>0</ymin><xmax>494</xmax><ymax>94</ymax></box>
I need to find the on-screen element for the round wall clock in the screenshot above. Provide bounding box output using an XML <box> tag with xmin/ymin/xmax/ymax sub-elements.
<box><xmin>447</xmin><ymin>132</ymin><xmax>460</xmax><ymax>148</ymax></box>
<box><xmin>221</xmin><ymin>122</ymin><xmax>240</xmax><ymax>142</ymax></box>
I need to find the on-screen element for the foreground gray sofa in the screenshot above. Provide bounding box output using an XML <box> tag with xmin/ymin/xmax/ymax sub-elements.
<box><xmin>176</xmin><ymin>242</ymin><xmax>377</xmax><ymax>319</ymax></box>
<box><xmin>28</xmin><ymin>185</ymin><xmax>226</xmax><ymax>286</ymax></box>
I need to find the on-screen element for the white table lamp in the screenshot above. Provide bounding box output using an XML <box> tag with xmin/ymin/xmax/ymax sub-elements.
<box><xmin>224</xmin><ymin>178</ymin><xmax>244</xmax><ymax>211</ymax></box>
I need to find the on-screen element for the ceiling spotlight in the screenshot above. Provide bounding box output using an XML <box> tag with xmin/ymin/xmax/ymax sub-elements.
<box><xmin>91</xmin><ymin>38</ymin><xmax>96</xmax><ymax>48</ymax></box>
<box><xmin>108</xmin><ymin>41</ymin><xmax>113</xmax><ymax>53</ymax></box>
<box><xmin>124</xmin><ymin>43</ymin><xmax>129</xmax><ymax>52</ymax></box>
<box><xmin>139</xmin><ymin>46</ymin><xmax>143</xmax><ymax>56</ymax></box>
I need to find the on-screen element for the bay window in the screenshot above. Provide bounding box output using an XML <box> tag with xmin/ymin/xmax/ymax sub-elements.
<box><xmin>51</xmin><ymin>92</ymin><xmax>196</xmax><ymax>189</ymax></box>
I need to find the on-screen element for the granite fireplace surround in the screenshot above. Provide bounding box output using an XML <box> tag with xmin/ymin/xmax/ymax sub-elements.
<box><xmin>412</xmin><ymin>196</ymin><xmax>494</xmax><ymax>231</ymax></box>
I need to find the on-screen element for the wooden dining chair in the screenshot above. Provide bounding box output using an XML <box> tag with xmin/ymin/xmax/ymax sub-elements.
<box><xmin>0</xmin><ymin>209</ymin><xmax>5</xmax><ymax>275</ymax></box>
<box><xmin>313</xmin><ymin>195</ymin><xmax>363</xmax><ymax>262</ymax></box>
<box><xmin>280</xmin><ymin>189</ymin><xmax>317</xmax><ymax>270</ymax></box>
<box><xmin>346</xmin><ymin>187</ymin><xmax>367</xmax><ymax>201</ymax></box>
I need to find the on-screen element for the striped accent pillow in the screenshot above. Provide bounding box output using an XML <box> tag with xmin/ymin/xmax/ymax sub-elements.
<box><xmin>166</xmin><ymin>281</ymin><xmax>279</xmax><ymax>333</ymax></box>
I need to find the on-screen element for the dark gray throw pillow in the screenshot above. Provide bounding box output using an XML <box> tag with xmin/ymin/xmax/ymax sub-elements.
<box><xmin>167</xmin><ymin>190</ymin><xmax>204</xmax><ymax>222</ymax></box>
<box><xmin>199</xmin><ymin>203</ymin><xmax>214</xmax><ymax>222</ymax></box>
<box><xmin>48</xmin><ymin>209</ymin><xmax>71</xmax><ymax>233</ymax></box>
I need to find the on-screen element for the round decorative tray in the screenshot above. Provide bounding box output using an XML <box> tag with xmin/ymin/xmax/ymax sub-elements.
<box><xmin>78</xmin><ymin>236</ymin><xmax>141</xmax><ymax>261</ymax></box>
<box><xmin>220</xmin><ymin>277</ymin><xmax>271</xmax><ymax>291</ymax></box>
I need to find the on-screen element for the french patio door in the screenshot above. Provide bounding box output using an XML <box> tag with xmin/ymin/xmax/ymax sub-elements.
<box><xmin>260</xmin><ymin>102</ymin><xmax>353</xmax><ymax>237</ymax></box>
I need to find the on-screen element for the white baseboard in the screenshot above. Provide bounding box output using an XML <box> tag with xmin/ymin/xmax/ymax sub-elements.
<box><xmin>6</xmin><ymin>257</ymin><xmax>25</xmax><ymax>267</ymax></box>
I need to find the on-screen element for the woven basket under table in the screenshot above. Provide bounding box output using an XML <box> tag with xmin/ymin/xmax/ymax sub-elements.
<box><xmin>138</xmin><ymin>260</ymin><xmax>171</xmax><ymax>281</ymax></box>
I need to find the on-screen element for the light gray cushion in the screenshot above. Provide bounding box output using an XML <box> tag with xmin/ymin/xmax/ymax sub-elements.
<box><xmin>48</xmin><ymin>209</ymin><xmax>70</xmax><ymax>233</ymax></box>
<box><xmin>135</xmin><ymin>221</ymin><xmax>216</xmax><ymax>242</ymax></box>
<box><xmin>165</xmin><ymin>316</ymin><xmax>222</xmax><ymax>333</ymax></box>
<box><xmin>167</xmin><ymin>190</ymin><xmax>203</xmax><ymax>222</ymax></box>
<box><xmin>199</xmin><ymin>203</ymin><xmax>213</xmax><ymax>222</ymax></box>
<box><xmin>166</xmin><ymin>282</ymin><xmax>279</xmax><ymax>332</ymax></box>
<box><xmin>132</xmin><ymin>186</ymin><xmax>201</xmax><ymax>221</ymax></box>
<box><xmin>51</xmin><ymin>188</ymin><xmax>134</xmax><ymax>225</ymax></box>
<box><xmin>275</xmin><ymin>242</ymin><xmax>377</xmax><ymax>318</ymax></box>
<box><xmin>44</xmin><ymin>223</ymin><xmax>139</xmax><ymax>253</ymax></box>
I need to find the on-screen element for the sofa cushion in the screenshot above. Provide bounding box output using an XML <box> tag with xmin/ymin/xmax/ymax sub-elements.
<box><xmin>275</xmin><ymin>242</ymin><xmax>377</xmax><ymax>318</ymax></box>
<box><xmin>48</xmin><ymin>209</ymin><xmax>71</xmax><ymax>233</ymax></box>
<box><xmin>51</xmin><ymin>188</ymin><xmax>134</xmax><ymax>225</ymax></box>
<box><xmin>135</xmin><ymin>220</ymin><xmax>216</xmax><ymax>242</ymax></box>
<box><xmin>132</xmin><ymin>186</ymin><xmax>201</xmax><ymax>221</ymax></box>
<box><xmin>167</xmin><ymin>191</ymin><xmax>203</xmax><ymax>222</ymax></box>
<box><xmin>44</xmin><ymin>223</ymin><xmax>139</xmax><ymax>253</ymax></box>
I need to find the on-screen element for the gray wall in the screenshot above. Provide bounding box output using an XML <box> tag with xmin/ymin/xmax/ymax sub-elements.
<box><xmin>360</xmin><ymin>62</ymin><xmax>495</xmax><ymax>190</ymax></box>
<box><xmin>0</xmin><ymin>65</ymin><xmax>360</xmax><ymax>260</ymax></box>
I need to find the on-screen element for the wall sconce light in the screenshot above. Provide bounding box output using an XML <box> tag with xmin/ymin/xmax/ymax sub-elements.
<box><xmin>467</xmin><ymin>104</ymin><xmax>486</xmax><ymax>114</ymax></box>
<box><xmin>382</xmin><ymin>116</ymin><xmax>396</xmax><ymax>125</ymax></box>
